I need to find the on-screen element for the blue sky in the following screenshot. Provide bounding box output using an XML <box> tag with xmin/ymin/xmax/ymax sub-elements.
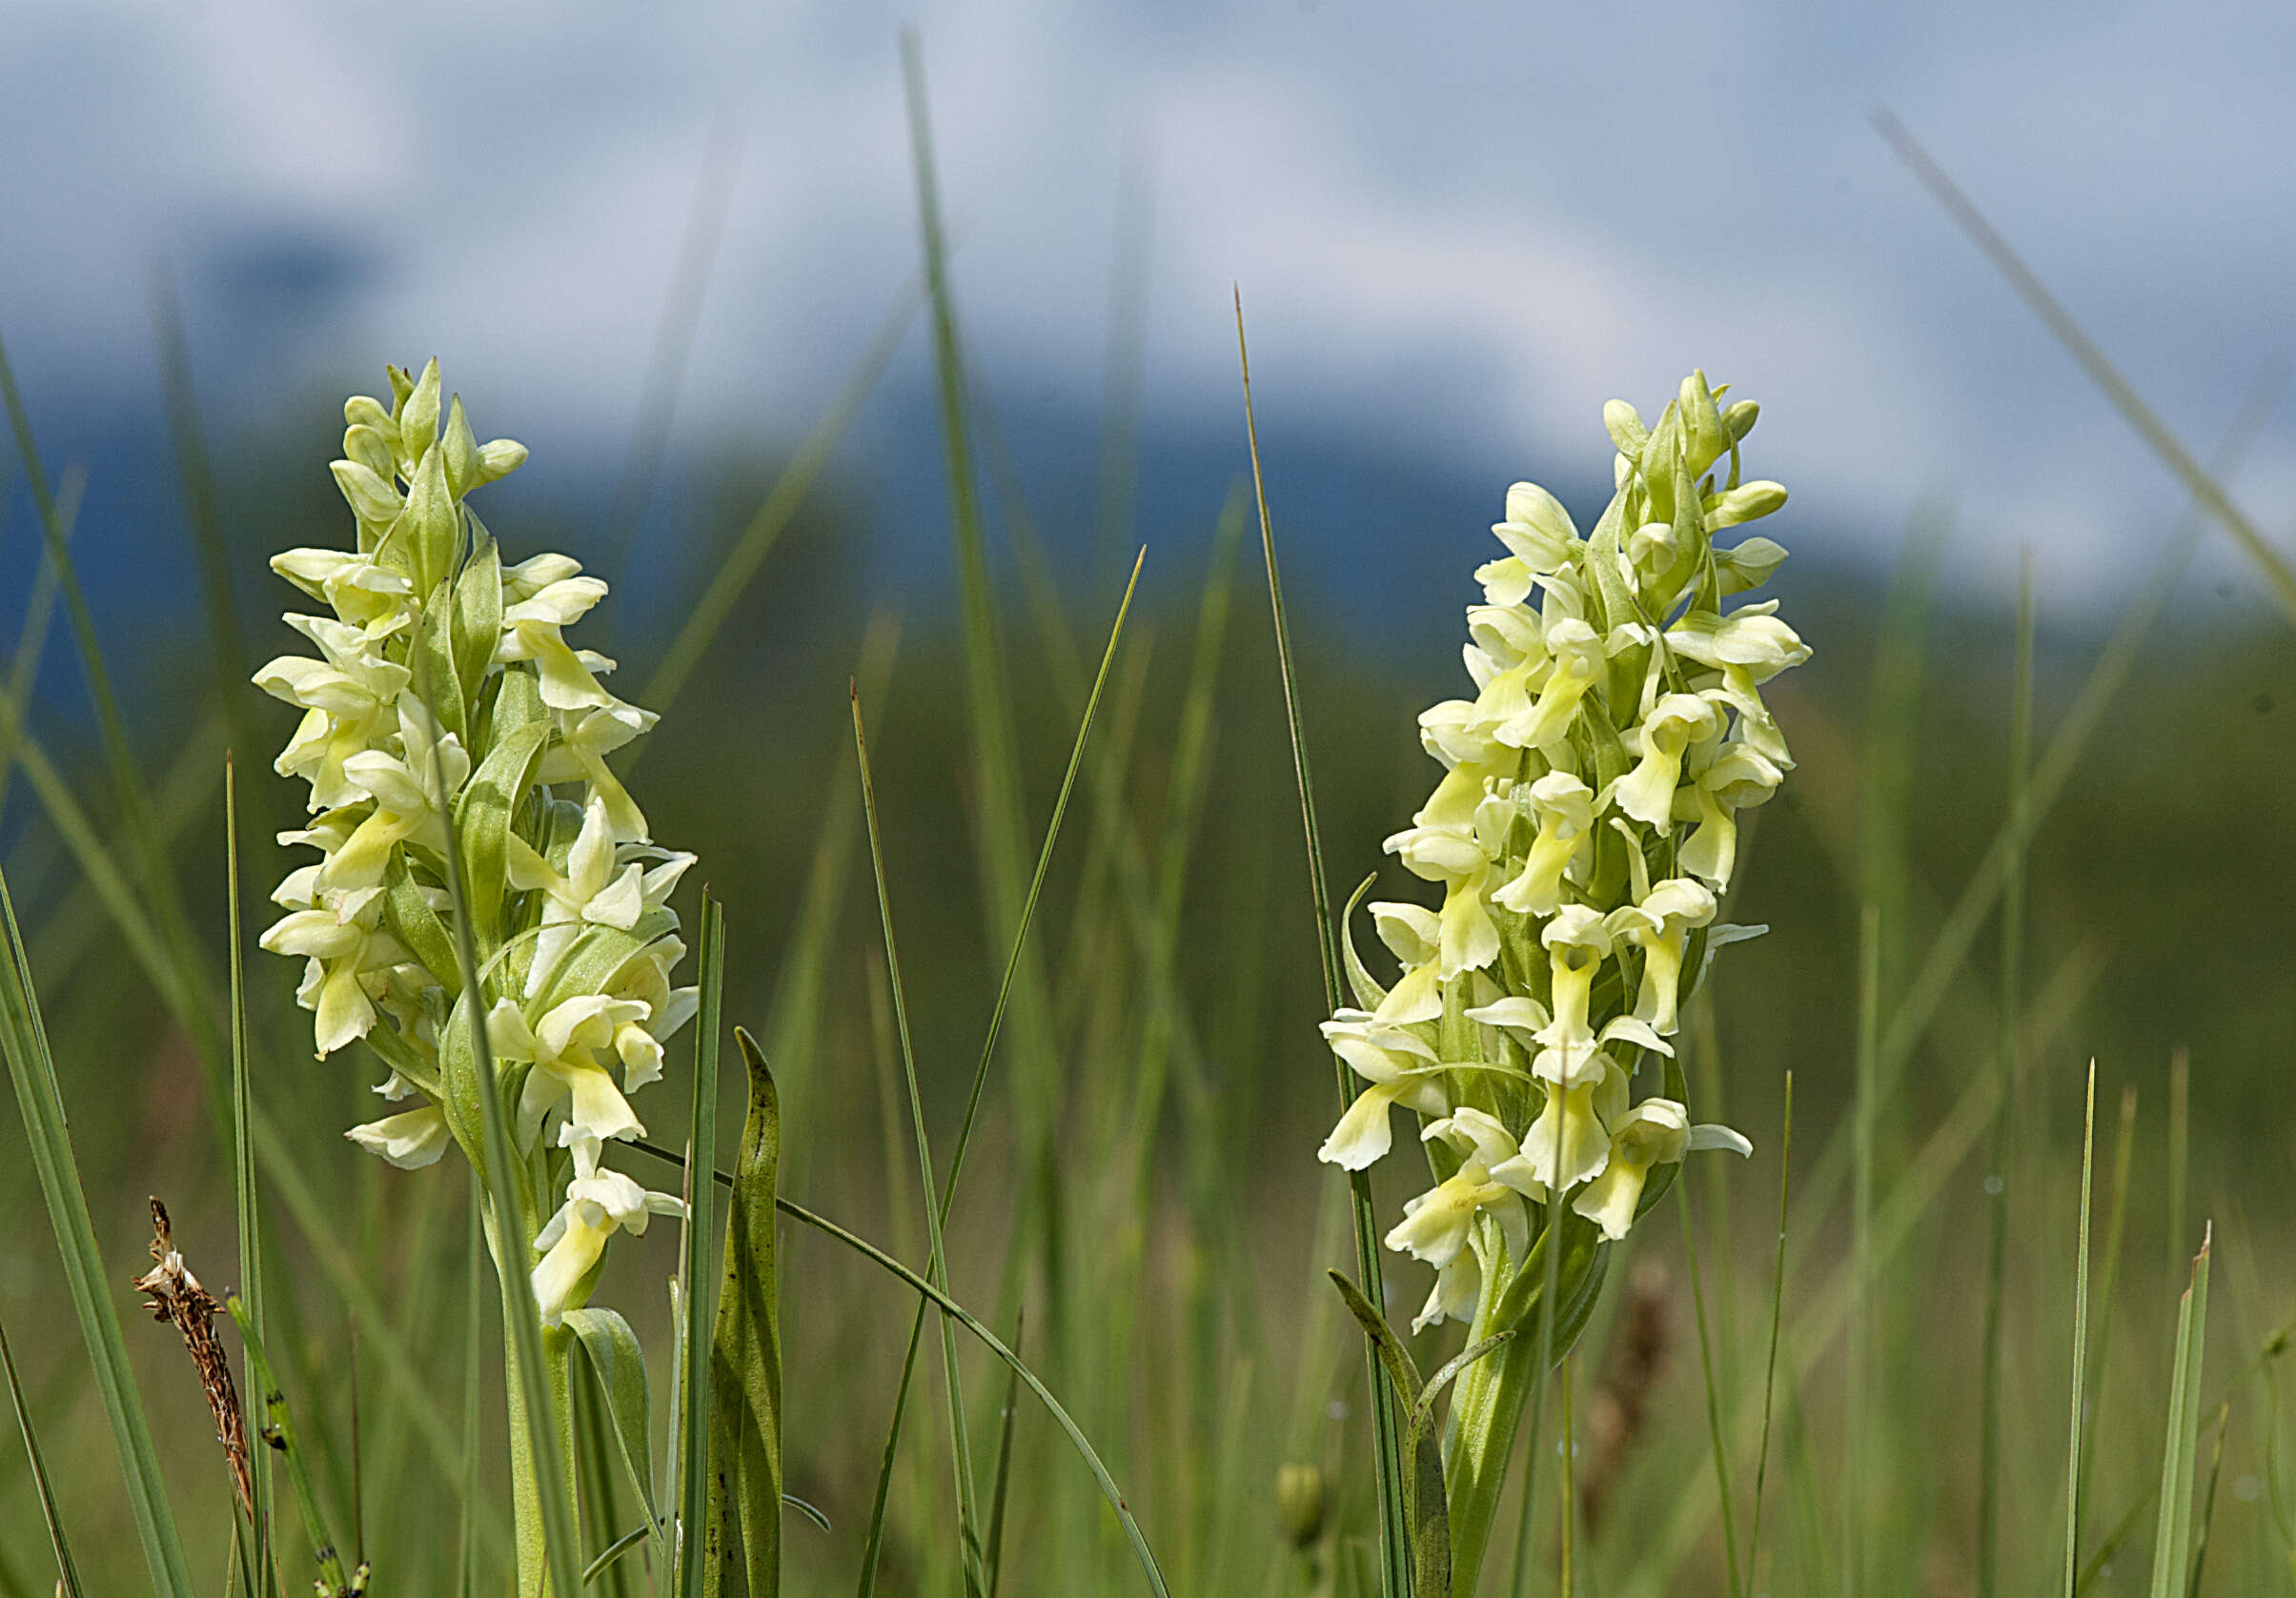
<box><xmin>6</xmin><ymin>0</ymin><xmax>2295</xmax><ymax>617</ymax></box>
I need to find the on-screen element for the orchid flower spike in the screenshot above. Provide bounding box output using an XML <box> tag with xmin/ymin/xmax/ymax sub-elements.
<box><xmin>1311</xmin><ymin>371</ymin><xmax>1806</xmax><ymax>1340</ymax></box>
<box><xmin>256</xmin><ymin>363</ymin><xmax>701</xmax><ymax>1342</ymax></box>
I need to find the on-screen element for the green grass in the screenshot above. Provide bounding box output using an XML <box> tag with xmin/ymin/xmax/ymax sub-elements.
<box><xmin>3</xmin><ymin>63</ymin><xmax>2296</xmax><ymax>1598</ymax></box>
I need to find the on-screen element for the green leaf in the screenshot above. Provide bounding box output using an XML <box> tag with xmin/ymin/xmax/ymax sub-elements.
<box><xmin>1402</xmin><ymin>1330</ymin><xmax>1514</xmax><ymax>1598</ymax></box>
<box><xmin>562</xmin><ymin>1307</ymin><xmax>664</xmax><ymax>1548</ymax></box>
<box><xmin>435</xmin><ymin>989</ymin><xmax>498</xmax><ymax>1193</ymax></box>
<box><xmin>420</xmin><ymin>576</ymin><xmax>466</xmax><ymax>744</ymax></box>
<box><xmin>1328</xmin><ymin>1271</ymin><xmax>1423</xmax><ymax>1407</ymax></box>
<box><xmin>1576</xmin><ymin>692</ymin><xmax>1634</xmax><ymax>910</ymax></box>
<box><xmin>1326</xmin><ymin>1272</ymin><xmax>1453</xmax><ymax>1598</ymax></box>
<box><xmin>704</xmin><ymin>1027</ymin><xmax>782</xmax><ymax>1597</ymax></box>
<box><xmin>531</xmin><ymin>921</ymin><xmax>679</xmax><ymax>1016</ymax></box>
<box><xmin>0</xmin><ymin>861</ymin><xmax>196</xmax><ymax>1595</ymax></box>
<box><xmin>384</xmin><ymin>848</ymin><xmax>461</xmax><ymax>1001</ymax></box>
<box><xmin>401</xmin><ymin>439</ymin><xmax>459</xmax><ymax>596</ymax></box>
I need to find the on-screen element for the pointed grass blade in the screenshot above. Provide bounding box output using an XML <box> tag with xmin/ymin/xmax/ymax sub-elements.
<box><xmin>0</xmin><ymin>1304</ymin><xmax>83</xmax><ymax>1596</ymax></box>
<box><xmin>1235</xmin><ymin>288</ymin><xmax>1410</xmax><ymax>1598</ymax></box>
<box><xmin>2073</xmin><ymin>1298</ymin><xmax>2296</xmax><ymax>1595</ymax></box>
<box><xmin>849</xmin><ymin>553</ymin><xmax>1143</xmax><ymax>1598</ymax></box>
<box><xmin>2062</xmin><ymin>1063</ymin><xmax>2098</xmax><ymax>1597</ymax></box>
<box><xmin>0</xmin><ymin>861</ymin><xmax>195</xmax><ymax>1594</ymax></box>
<box><xmin>2079</xmin><ymin>1082</ymin><xmax>2142</xmax><ymax>1530</ymax></box>
<box><xmin>1678</xmin><ymin>1180</ymin><xmax>1742</xmax><ymax>1598</ymax></box>
<box><xmin>676</xmin><ymin>896</ymin><xmax>728</xmax><ymax>1598</ymax></box>
<box><xmin>1744</xmin><ymin>1071</ymin><xmax>1794</xmax><ymax>1588</ymax></box>
<box><xmin>225</xmin><ymin>758</ymin><xmax>276</xmax><ymax>1590</ymax></box>
<box><xmin>702</xmin><ymin>1027</ymin><xmax>782</xmax><ymax>1596</ymax></box>
<box><xmin>851</xmin><ymin>681</ymin><xmax>985</xmax><ymax>1593</ymax></box>
<box><xmin>1872</xmin><ymin>111</ymin><xmax>2296</xmax><ymax>626</ymax></box>
<box><xmin>984</xmin><ymin>1311</ymin><xmax>1024</xmax><ymax>1598</ymax></box>
<box><xmin>632</xmin><ymin>1132</ymin><xmax>1173</xmax><ymax>1598</ymax></box>
<box><xmin>2147</xmin><ymin>1227</ymin><xmax>2212</xmax><ymax>1598</ymax></box>
<box><xmin>226</xmin><ymin>1296</ymin><xmax>349</xmax><ymax>1593</ymax></box>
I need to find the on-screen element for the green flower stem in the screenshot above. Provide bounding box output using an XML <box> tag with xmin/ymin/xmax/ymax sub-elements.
<box><xmin>485</xmin><ymin>1192</ymin><xmax>578</xmax><ymax>1592</ymax></box>
<box><xmin>1442</xmin><ymin>1262</ymin><xmax>1536</xmax><ymax>1596</ymax></box>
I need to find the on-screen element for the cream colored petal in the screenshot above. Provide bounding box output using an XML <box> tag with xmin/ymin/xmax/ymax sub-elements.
<box><xmin>346</xmin><ymin>1106</ymin><xmax>451</xmax><ymax>1169</ymax></box>
<box><xmin>1318</xmin><ymin>1083</ymin><xmax>1405</xmax><ymax>1170</ymax></box>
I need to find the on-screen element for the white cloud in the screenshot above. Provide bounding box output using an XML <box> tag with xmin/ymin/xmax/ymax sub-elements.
<box><xmin>1</xmin><ymin>0</ymin><xmax>2290</xmax><ymax>609</ymax></box>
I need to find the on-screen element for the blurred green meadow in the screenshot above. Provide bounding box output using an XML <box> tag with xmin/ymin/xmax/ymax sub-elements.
<box><xmin>6</xmin><ymin>103</ymin><xmax>2296</xmax><ymax>1598</ymax></box>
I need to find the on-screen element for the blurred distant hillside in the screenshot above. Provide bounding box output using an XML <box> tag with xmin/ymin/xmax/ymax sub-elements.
<box><xmin>8</xmin><ymin>387</ymin><xmax>2294</xmax><ymax>1177</ymax></box>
